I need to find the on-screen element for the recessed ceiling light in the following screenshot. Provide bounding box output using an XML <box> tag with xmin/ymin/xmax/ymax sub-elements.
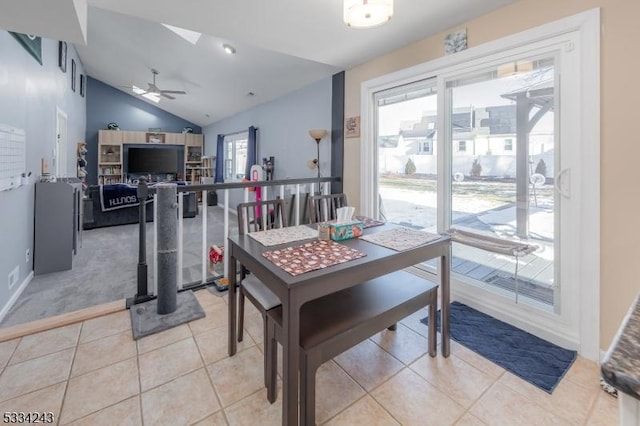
<box><xmin>222</xmin><ymin>44</ymin><xmax>236</xmax><ymax>54</ymax></box>
<box><xmin>247</xmin><ymin>92</ymin><xmax>255</xmax><ymax>97</ymax></box>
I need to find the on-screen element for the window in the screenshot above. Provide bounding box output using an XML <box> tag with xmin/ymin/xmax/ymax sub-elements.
<box><xmin>458</xmin><ymin>140</ymin><xmax>467</xmax><ymax>152</ymax></box>
<box><xmin>418</xmin><ymin>140</ymin><xmax>432</xmax><ymax>154</ymax></box>
<box><xmin>224</xmin><ymin>132</ymin><xmax>248</xmax><ymax>181</ymax></box>
<box><xmin>504</xmin><ymin>139</ymin><xmax>513</xmax><ymax>151</ymax></box>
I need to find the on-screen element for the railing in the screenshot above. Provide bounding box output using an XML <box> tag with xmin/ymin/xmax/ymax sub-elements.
<box><xmin>129</xmin><ymin>176</ymin><xmax>340</xmax><ymax>306</ymax></box>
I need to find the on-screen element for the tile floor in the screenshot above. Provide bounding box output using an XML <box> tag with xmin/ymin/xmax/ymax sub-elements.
<box><xmin>0</xmin><ymin>290</ymin><xmax>618</xmax><ymax>425</ymax></box>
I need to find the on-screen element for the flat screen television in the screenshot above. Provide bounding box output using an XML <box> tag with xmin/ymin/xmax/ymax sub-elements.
<box><xmin>128</xmin><ymin>148</ymin><xmax>179</xmax><ymax>174</ymax></box>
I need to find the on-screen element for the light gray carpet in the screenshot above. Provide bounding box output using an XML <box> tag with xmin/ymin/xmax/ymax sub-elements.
<box><xmin>1</xmin><ymin>206</ymin><xmax>237</xmax><ymax>328</ymax></box>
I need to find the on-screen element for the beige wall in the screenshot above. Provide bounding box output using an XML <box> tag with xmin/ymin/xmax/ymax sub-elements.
<box><xmin>344</xmin><ymin>0</ymin><xmax>640</xmax><ymax>350</ymax></box>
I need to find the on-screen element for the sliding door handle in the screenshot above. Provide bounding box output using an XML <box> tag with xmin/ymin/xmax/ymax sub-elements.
<box><xmin>555</xmin><ymin>168</ymin><xmax>571</xmax><ymax>198</ymax></box>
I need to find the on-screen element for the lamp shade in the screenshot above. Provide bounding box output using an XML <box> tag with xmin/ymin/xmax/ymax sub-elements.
<box><xmin>344</xmin><ymin>0</ymin><xmax>393</xmax><ymax>29</ymax></box>
<box><xmin>309</xmin><ymin>129</ymin><xmax>328</xmax><ymax>141</ymax></box>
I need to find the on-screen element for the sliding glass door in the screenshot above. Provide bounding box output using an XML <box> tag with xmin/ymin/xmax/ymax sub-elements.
<box><xmin>371</xmin><ymin>41</ymin><xmax>580</xmax><ymax>318</ymax></box>
<box><xmin>375</xmin><ymin>80</ymin><xmax>438</xmax><ymax>232</ymax></box>
<box><xmin>445</xmin><ymin>55</ymin><xmax>557</xmax><ymax>311</ymax></box>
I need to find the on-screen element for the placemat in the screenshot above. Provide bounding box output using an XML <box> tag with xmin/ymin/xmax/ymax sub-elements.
<box><xmin>262</xmin><ymin>240</ymin><xmax>367</xmax><ymax>276</ymax></box>
<box><xmin>361</xmin><ymin>227</ymin><xmax>441</xmax><ymax>251</ymax></box>
<box><xmin>354</xmin><ymin>215</ymin><xmax>386</xmax><ymax>229</ymax></box>
<box><xmin>248</xmin><ymin>225</ymin><xmax>319</xmax><ymax>246</ymax></box>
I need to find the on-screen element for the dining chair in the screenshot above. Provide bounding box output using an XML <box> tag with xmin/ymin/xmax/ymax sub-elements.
<box><xmin>236</xmin><ymin>198</ymin><xmax>287</xmax><ymax>383</ymax></box>
<box><xmin>307</xmin><ymin>193</ymin><xmax>348</xmax><ymax>223</ymax></box>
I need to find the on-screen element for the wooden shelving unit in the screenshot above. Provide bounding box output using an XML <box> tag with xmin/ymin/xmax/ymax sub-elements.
<box><xmin>97</xmin><ymin>130</ymin><xmax>203</xmax><ymax>183</ymax></box>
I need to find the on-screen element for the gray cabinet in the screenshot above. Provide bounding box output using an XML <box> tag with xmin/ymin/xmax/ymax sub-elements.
<box><xmin>34</xmin><ymin>181</ymin><xmax>81</xmax><ymax>275</ymax></box>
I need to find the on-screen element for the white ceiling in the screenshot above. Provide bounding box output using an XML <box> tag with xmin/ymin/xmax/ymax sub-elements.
<box><xmin>3</xmin><ymin>0</ymin><xmax>518</xmax><ymax>127</ymax></box>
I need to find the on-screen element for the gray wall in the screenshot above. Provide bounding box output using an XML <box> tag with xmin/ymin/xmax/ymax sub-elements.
<box><xmin>203</xmin><ymin>77</ymin><xmax>332</xmax><ymax>208</ymax></box>
<box><xmin>0</xmin><ymin>32</ymin><xmax>86</xmax><ymax>316</ymax></box>
<box><xmin>85</xmin><ymin>77</ymin><xmax>201</xmax><ymax>184</ymax></box>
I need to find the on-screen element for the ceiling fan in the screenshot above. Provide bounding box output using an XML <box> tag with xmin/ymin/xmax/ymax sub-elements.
<box><xmin>130</xmin><ymin>69</ymin><xmax>186</xmax><ymax>100</ymax></box>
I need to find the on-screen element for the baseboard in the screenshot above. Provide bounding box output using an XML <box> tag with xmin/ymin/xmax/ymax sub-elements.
<box><xmin>0</xmin><ymin>271</ymin><xmax>33</xmax><ymax>325</ymax></box>
<box><xmin>0</xmin><ymin>299</ymin><xmax>125</xmax><ymax>343</ymax></box>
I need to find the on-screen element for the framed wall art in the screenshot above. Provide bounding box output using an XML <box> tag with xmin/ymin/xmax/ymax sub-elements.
<box><xmin>71</xmin><ymin>59</ymin><xmax>76</xmax><ymax>92</ymax></box>
<box><xmin>444</xmin><ymin>29</ymin><xmax>467</xmax><ymax>55</ymax></box>
<box><xmin>58</xmin><ymin>41</ymin><xmax>67</xmax><ymax>72</ymax></box>
<box><xmin>345</xmin><ymin>116</ymin><xmax>360</xmax><ymax>138</ymax></box>
<box><xmin>80</xmin><ymin>74</ymin><xmax>85</xmax><ymax>97</ymax></box>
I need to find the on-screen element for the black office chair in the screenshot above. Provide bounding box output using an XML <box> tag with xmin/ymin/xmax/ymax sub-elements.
<box><xmin>307</xmin><ymin>193</ymin><xmax>348</xmax><ymax>223</ymax></box>
<box><xmin>236</xmin><ymin>198</ymin><xmax>287</xmax><ymax>383</ymax></box>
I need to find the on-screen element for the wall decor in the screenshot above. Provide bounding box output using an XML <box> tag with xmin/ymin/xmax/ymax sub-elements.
<box><xmin>345</xmin><ymin>116</ymin><xmax>360</xmax><ymax>138</ymax></box>
<box><xmin>80</xmin><ymin>74</ymin><xmax>85</xmax><ymax>97</ymax></box>
<box><xmin>9</xmin><ymin>32</ymin><xmax>42</xmax><ymax>65</ymax></box>
<box><xmin>71</xmin><ymin>59</ymin><xmax>76</xmax><ymax>92</ymax></box>
<box><xmin>444</xmin><ymin>29</ymin><xmax>467</xmax><ymax>55</ymax></box>
<box><xmin>58</xmin><ymin>41</ymin><xmax>67</xmax><ymax>72</ymax></box>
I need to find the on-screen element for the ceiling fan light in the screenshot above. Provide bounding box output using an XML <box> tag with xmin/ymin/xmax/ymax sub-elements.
<box><xmin>344</xmin><ymin>0</ymin><xmax>393</xmax><ymax>29</ymax></box>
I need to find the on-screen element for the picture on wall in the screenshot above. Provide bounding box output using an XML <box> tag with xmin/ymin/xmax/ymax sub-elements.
<box><xmin>9</xmin><ymin>32</ymin><xmax>42</xmax><ymax>65</ymax></box>
<box><xmin>80</xmin><ymin>75</ymin><xmax>85</xmax><ymax>97</ymax></box>
<box><xmin>345</xmin><ymin>116</ymin><xmax>361</xmax><ymax>138</ymax></box>
<box><xmin>58</xmin><ymin>41</ymin><xmax>67</xmax><ymax>72</ymax></box>
<box><xmin>71</xmin><ymin>59</ymin><xmax>76</xmax><ymax>92</ymax></box>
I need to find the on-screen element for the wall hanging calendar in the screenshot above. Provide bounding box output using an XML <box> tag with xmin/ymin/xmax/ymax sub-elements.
<box><xmin>10</xmin><ymin>32</ymin><xmax>42</xmax><ymax>65</ymax></box>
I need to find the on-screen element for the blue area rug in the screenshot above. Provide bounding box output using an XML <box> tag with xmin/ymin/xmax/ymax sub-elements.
<box><xmin>421</xmin><ymin>302</ymin><xmax>576</xmax><ymax>393</ymax></box>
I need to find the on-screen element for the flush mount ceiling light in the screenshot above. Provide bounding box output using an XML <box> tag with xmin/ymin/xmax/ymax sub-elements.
<box><xmin>222</xmin><ymin>44</ymin><xmax>236</xmax><ymax>54</ymax></box>
<box><xmin>344</xmin><ymin>0</ymin><xmax>393</xmax><ymax>28</ymax></box>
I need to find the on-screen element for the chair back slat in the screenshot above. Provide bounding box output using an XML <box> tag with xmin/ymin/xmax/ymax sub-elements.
<box><xmin>307</xmin><ymin>193</ymin><xmax>348</xmax><ymax>223</ymax></box>
<box><xmin>237</xmin><ymin>198</ymin><xmax>288</xmax><ymax>235</ymax></box>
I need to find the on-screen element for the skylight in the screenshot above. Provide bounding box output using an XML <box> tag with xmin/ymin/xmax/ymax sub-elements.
<box><xmin>162</xmin><ymin>24</ymin><xmax>202</xmax><ymax>45</ymax></box>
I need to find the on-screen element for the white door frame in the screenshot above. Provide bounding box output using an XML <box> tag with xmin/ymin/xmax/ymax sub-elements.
<box><xmin>360</xmin><ymin>9</ymin><xmax>600</xmax><ymax>360</ymax></box>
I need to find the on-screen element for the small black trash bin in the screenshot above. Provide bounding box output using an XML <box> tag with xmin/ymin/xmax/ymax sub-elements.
<box><xmin>208</xmin><ymin>191</ymin><xmax>218</xmax><ymax>206</ymax></box>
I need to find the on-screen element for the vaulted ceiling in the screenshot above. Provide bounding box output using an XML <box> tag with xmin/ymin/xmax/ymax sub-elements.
<box><xmin>2</xmin><ymin>0</ymin><xmax>518</xmax><ymax>126</ymax></box>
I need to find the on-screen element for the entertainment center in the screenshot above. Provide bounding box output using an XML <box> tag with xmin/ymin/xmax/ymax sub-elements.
<box><xmin>97</xmin><ymin>129</ymin><xmax>204</xmax><ymax>184</ymax></box>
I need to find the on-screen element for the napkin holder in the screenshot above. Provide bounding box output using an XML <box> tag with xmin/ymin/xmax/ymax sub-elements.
<box><xmin>328</xmin><ymin>220</ymin><xmax>363</xmax><ymax>242</ymax></box>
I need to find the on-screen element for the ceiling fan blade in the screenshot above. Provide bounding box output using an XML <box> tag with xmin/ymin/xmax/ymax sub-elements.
<box><xmin>161</xmin><ymin>93</ymin><xmax>176</xmax><ymax>100</ymax></box>
<box><xmin>160</xmin><ymin>90</ymin><xmax>186</xmax><ymax>95</ymax></box>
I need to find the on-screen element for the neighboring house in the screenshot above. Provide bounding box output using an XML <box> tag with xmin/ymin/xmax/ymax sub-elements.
<box><xmin>379</xmin><ymin>101</ymin><xmax>554</xmax><ymax>179</ymax></box>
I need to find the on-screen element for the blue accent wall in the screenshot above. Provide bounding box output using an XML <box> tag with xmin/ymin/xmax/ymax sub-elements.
<box><xmin>203</xmin><ymin>77</ymin><xmax>332</xmax><ymax>208</ymax></box>
<box><xmin>85</xmin><ymin>77</ymin><xmax>200</xmax><ymax>184</ymax></box>
<box><xmin>0</xmin><ymin>32</ymin><xmax>86</xmax><ymax>318</ymax></box>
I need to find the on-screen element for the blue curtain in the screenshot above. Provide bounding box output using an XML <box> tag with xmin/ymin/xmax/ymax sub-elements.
<box><xmin>244</xmin><ymin>126</ymin><xmax>257</xmax><ymax>180</ymax></box>
<box><xmin>214</xmin><ymin>134</ymin><xmax>224</xmax><ymax>183</ymax></box>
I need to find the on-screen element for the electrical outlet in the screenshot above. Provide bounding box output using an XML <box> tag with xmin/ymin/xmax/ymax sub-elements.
<box><xmin>25</xmin><ymin>249</ymin><xmax>30</xmax><ymax>263</ymax></box>
<box><xmin>8</xmin><ymin>266</ymin><xmax>18</xmax><ymax>290</ymax></box>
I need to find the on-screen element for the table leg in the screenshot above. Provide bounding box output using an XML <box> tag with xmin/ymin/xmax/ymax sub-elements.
<box><xmin>228</xmin><ymin>256</ymin><xmax>237</xmax><ymax>356</ymax></box>
<box><xmin>441</xmin><ymin>251</ymin><xmax>451</xmax><ymax>357</ymax></box>
<box><xmin>282</xmin><ymin>296</ymin><xmax>300</xmax><ymax>425</ymax></box>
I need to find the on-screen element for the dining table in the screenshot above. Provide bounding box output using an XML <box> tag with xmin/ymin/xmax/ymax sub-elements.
<box><xmin>227</xmin><ymin>223</ymin><xmax>451</xmax><ymax>426</ymax></box>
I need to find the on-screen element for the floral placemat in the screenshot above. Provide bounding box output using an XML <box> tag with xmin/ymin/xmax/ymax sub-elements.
<box><xmin>248</xmin><ymin>225</ymin><xmax>319</xmax><ymax>246</ymax></box>
<box><xmin>361</xmin><ymin>227</ymin><xmax>442</xmax><ymax>251</ymax></box>
<box><xmin>354</xmin><ymin>215</ymin><xmax>386</xmax><ymax>229</ymax></box>
<box><xmin>262</xmin><ymin>240</ymin><xmax>367</xmax><ymax>276</ymax></box>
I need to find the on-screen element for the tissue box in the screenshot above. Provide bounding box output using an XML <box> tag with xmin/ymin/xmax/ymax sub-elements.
<box><xmin>328</xmin><ymin>221</ymin><xmax>363</xmax><ymax>242</ymax></box>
